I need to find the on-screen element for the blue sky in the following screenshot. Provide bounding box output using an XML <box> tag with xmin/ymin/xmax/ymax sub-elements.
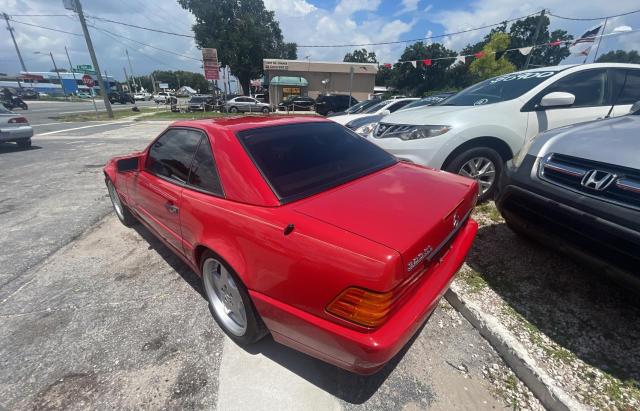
<box><xmin>1</xmin><ymin>0</ymin><xmax>639</xmax><ymax>80</ymax></box>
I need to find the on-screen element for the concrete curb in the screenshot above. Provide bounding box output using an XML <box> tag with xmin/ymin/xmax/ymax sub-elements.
<box><xmin>445</xmin><ymin>285</ymin><xmax>587</xmax><ymax>411</ymax></box>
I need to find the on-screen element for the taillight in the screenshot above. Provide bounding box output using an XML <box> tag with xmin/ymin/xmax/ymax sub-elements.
<box><xmin>326</xmin><ymin>287</ymin><xmax>395</xmax><ymax>328</ymax></box>
<box><xmin>8</xmin><ymin>117</ymin><xmax>28</xmax><ymax>124</ymax></box>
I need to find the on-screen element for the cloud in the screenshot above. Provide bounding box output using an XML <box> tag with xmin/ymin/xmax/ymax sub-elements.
<box><xmin>396</xmin><ymin>0</ymin><xmax>421</xmax><ymax>16</ymax></box>
<box><xmin>262</xmin><ymin>0</ymin><xmax>317</xmax><ymax>17</ymax></box>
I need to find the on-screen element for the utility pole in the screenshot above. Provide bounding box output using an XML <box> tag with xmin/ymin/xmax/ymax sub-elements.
<box><xmin>348</xmin><ymin>66</ymin><xmax>354</xmax><ymax>108</ymax></box>
<box><xmin>125</xmin><ymin>49</ymin><xmax>138</xmax><ymax>91</ymax></box>
<box><xmin>524</xmin><ymin>9</ymin><xmax>545</xmax><ymax>70</ymax></box>
<box><xmin>69</xmin><ymin>0</ymin><xmax>113</xmax><ymax>118</ymax></box>
<box><xmin>3</xmin><ymin>12</ymin><xmax>27</xmax><ymax>72</ymax></box>
<box><xmin>49</xmin><ymin>52</ymin><xmax>66</xmax><ymax>97</ymax></box>
<box><xmin>65</xmin><ymin>46</ymin><xmax>78</xmax><ymax>96</ymax></box>
<box><xmin>123</xmin><ymin>67</ymin><xmax>132</xmax><ymax>92</ymax></box>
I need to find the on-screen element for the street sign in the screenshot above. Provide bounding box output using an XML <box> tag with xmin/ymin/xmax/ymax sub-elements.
<box><xmin>82</xmin><ymin>74</ymin><xmax>95</xmax><ymax>88</ymax></box>
<box><xmin>159</xmin><ymin>82</ymin><xmax>169</xmax><ymax>89</ymax></box>
<box><xmin>202</xmin><ymin>48</ymin><xmax>220</xmax><ymax>80</ymax></box>
<box><xmin>62</xmin><ymin>0</ymin><xmax>78</xmax><ymax>12</ymax></box>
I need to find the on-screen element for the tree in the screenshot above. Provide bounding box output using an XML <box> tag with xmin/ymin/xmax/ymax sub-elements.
<box><xmin>392</xmin><ymin>42</ymin><xmax>457</xmax><ymax>96</ymax></box>
<box><xmin>344</xmin><ymin>49</ymin><xmax>378</xmax><ymax>63</ymax></box>
<box><xmin>375</xmin><ymin>65</ymin><xmax>393</xmax><ymax>87</ymax></box>
<box><xmin>507</xmin><ymin>16</ymin><xmax>572</xmax><ymax>69</ymax></box>
<box><xmin>143</xmin><ymin>70</ymin><xmax>211</xmax><ymax>93</ymax></box>
<box><xmin>178</xmin><ymin>0</ymin><xmax>297</xmax><ymax>95</ymax></box>
<box><xmin>469</xmin><ymin>33</ymin><xmax>516</xmax><ymax>80</ymax></box>
<box><xmin>596</xmin><ymin>50</ymin><xmax>640</xmax><ymax>64</ymax></box>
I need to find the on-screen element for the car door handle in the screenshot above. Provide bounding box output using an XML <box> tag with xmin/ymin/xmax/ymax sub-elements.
<box><xmin>165</xmin><ymin>202</ymin><xmax>179</xmax><ymax>214</ymax></box>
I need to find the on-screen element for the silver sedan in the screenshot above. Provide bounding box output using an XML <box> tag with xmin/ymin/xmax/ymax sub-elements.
<box><xmin>223</xmin><ymin>96</ymin><xmax>271</xmax><ymax>114</ymax></box>
<box><xmin>0</xmin><ymin>106</ymin><xmax>33</xmax><ymax>149</ymax></box>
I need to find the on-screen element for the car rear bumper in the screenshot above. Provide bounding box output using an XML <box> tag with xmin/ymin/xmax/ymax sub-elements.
<box><xmin>496</xmin><ymin>164</ymin><xmax>640</xmax><ymax>289</ymax></box>
<box><xmin>0</xmin><ymin>125</ymin><xmax>33</xmax><ymax>141</ymax></box>
<box><xmin>250</xmin><ymin>218</ymin><xmax>478</xmax><ymax>374</ymax></box>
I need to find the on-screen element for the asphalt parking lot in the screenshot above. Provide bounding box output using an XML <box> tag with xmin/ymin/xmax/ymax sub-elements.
<box><xmin>0</xmin><ymin>121</ymin><xmax>539</xmax><ymax>410</ymax></box>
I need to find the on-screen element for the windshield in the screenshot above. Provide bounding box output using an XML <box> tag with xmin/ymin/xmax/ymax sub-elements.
<box><xmin>344</xmin><ymin>100</ymin><xmax>375</xmax><ymax>114</ymax></box>
<box><xmin>238</xmin><ymin>122</ymin><xmax>396</xmax><ymax>202</ymax></box>
<box><xmin>441</xmin><ymin>70</ymin><xmax>561</xmax><ymax>106</ymax></box>
<box><xmin>363</xmin><ymin>100</ymin><xmax>389</xmax><ymax>114</ymax></box>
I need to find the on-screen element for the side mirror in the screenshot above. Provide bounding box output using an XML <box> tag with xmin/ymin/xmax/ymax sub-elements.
<box><xmin>539</xmin><ymin>92</ymin><xmax>575</xmax><ymax>109</ymax></box>
<box><xmin>116</xmin><ymin>156</ymin><xmax>140</xmax><ymax>173</ymax></box>
<box><xmin>630</xmin><ymin>100</ymin><xmax>640</xmax><ymax>114</ymax></box>
<box><xmin>380</xmin><ymin>109</ymin><xmax>391</xmax><ymax>116</ymax></box>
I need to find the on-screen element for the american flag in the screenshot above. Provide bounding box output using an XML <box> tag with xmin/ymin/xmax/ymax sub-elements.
<box><xmin>570</xmin><ymin>24</ymin><xmax>603</xmax><ymax>56</ymax></box>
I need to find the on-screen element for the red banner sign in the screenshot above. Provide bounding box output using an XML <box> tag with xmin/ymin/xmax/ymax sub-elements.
<box><xmin>82</xmin><ymin>74</ymin><xmax>95</xmax><ymax>88</ymax></box>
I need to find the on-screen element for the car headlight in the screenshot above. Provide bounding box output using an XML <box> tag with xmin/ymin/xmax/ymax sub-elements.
<box><xmin>512</xmin><ymin>134</ymin><xmax>538</xmax><ymax>168</ymax></box>
<box><xmin>376</xmin><ymin>124</ymin><xmax>451</xmax><ymax>140</ymax></box>
<box><xmin>354</xmin><ymin>122</ymin><xmax>378</xmax><ymax>136</ymax></box>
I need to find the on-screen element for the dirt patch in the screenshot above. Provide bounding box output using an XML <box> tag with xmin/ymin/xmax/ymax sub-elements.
<box><xmin>457</xmin><ymin>202</ymin><xmax>640</xmax><ymax>410</ymax></box>
<box><xmin>33</xmin><ymin>372</ymin><xmax>99</xmax><ymax>410</ymax></box>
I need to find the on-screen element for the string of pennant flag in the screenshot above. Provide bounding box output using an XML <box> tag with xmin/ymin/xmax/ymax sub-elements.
<box><xmin>380</xmin><ymin>27</ymin><xmax>638</xmax><ymax>69</ymax></box>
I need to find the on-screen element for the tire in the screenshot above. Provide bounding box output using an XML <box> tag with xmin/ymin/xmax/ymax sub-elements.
<box><xmin>261</xmin><ymin>107</ymin><xmax>269</xmax><ymax>114</ymax></box>
<box><xmin>445</xmin><ymin>147</ymin><xmax>503</xmax><ymax>203</ymax></box>
<box><xmin>200</xmin><ymin>250</ymin><xmax>268</xmax><ymax>345</ymax></box>
<box><xmin>21</xmin><ymin>103</ymin><xmax>28</xmax><ymax>110</ymax></box>
<box><xmin>229</xmin><ymin>106</ymin><xmax>239</xmax><ymax>113</ymax></box>
<box><xmin>17</xmin><ymin>138</ymin><xmax>31</xmax><ymax>149</ymax></box>
<box><xmin>106</xmin><ymin>179</ymin><xmax>137</xmax><ymax>227</ymax></box>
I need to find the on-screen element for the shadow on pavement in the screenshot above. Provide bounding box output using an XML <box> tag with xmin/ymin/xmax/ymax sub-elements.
<box><xmin>0</xmin><ymin>142</ymin><xmax>42</xmax><ymax>154</ymax></box>
<box><xmin>467</xmin><ymin>222</ymin><xmax>640</xmax><ymax>383</ymax></box>
<box><xmin>130</xmin><ymin>218</ymin><xmax>421</xmax><ymax>404</ymax></box>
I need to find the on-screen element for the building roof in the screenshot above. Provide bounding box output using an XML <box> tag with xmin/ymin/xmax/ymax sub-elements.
<box><xmin>269</xmin><ymin>76</ymin><xmax>309</xmax><ymax>86</ymax></box>
<box><xmin>263</xmin><ymin>59</ymin><xmax>378</xmax><ymax>74</ymax></box>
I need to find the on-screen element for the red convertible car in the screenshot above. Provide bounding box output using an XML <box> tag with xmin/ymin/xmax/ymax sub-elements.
<box><xmin>104</xmin><ymin>116</ymin><xmax>479</xmax><ymax>374</ymax></box>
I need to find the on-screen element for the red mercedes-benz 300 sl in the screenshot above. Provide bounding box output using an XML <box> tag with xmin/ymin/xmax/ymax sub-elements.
<box><xmin>103</xmin><ymin>116</ymin><xmax>478</xmax><ymax>374</ymax></box>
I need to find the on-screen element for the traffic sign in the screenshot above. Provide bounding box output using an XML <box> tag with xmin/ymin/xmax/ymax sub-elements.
<box><xmin>82</xmin><ymin>74</ymin><xmax>95</xmax><ymax>88</ymax></box>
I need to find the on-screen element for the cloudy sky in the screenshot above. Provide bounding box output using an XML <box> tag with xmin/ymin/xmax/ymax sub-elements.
<box><xmin>1</xmin><ymin>0</ymin><xmax>639</xmax><ymax>80</ymax></box>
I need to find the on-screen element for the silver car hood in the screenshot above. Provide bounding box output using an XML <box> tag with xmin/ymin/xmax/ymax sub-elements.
<box><xmin>533</xmin><ymin>115</ymin><xmax>640</xmax><ymax>169</ymax></box>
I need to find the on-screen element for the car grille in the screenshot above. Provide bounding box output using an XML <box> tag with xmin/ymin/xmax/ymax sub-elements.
<box><xmin>373</xmin><ymin>123</ymin><xmax>413</xmax><ymax>138</ymax></box>
<box><xmin>539</xmin><ymin>153</ymin><xmax>640</xmax><ymax>211</ymax></box>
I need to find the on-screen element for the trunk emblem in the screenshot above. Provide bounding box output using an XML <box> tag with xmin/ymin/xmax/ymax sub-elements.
<box><xmin>453</xmin><ymin>212</ymin><xmax>460</xmax><ymax>229</ymax></box>
<box><xmin>407</xmin><ymin>244</ymin><xmax>433</xmax><ymax>272</ymax></box>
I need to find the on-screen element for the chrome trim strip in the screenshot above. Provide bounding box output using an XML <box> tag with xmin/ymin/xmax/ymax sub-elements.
<box><xmin>616</xmin><ymin>179</ymin><xmax>640</xmax><ymax>194</ymax></box>
<box><xmin>542</xmin><ymin>160</ymin><xmax>587</xmax><ymax>177</ymax></box>
<box><xmin>426</xmin><ymin>208</ymin><xmax>473</xmax><ymax>264</ymax></box>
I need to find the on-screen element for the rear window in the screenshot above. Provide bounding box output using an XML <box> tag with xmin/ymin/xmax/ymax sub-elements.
<box><xmin>237</xmin><ymin>122</ymin><xmax>397</xmax><ymax>202</ymax></box>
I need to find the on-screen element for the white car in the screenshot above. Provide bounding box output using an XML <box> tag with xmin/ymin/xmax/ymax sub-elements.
<box><xmin>369</xmin><ymin>63</ymin><xmax>640</xmax><ymax>200</ymax></box>
<box><xmin>330</xmin><ymin>98</ymin><xmax>418</xmax><ymax>125</ymax></box>
<box><xmin>223</xmin><ymin>96</ymin><xmax>271</xmax><ymax>113</ymax></box>
<box><xmin>0</xmin><ymin>106</ymin><xmax>33</xmax><ymax>149</ymax></box>
<box><xmin>134</xmin><ymin>92</ymin><xmax>151</xmax><ymax>101</ymax></box>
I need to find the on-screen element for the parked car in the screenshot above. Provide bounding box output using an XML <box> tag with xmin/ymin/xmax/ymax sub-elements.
<box><xmin>277</xmin><ymin>96</ymin><xmax>315</xmax><ymax>111</ymax></box>
<box><xmin>0</xmin><ymin>106</ymin><xmax>33</xmax><ymax>149</ymax></box>
<box><xmin>17</xmin><ymin>88</ymin><xmax>39</xmax><ymax>100</ymax></box>
<box><xmin>134</xmin><ymin>92</ymin><xmax>152</xmax><ymax>101</ymax></box>
<box><xmin>401</xmin><ymin>92</ymin><xmax>456</xmax><ymax>110</ymax></box>
<box><xmin>103</xmin><ymin>116</ymin><xmax>479</xmax><ymax>374</ymax></box>
<box><xmin>223</xmin><ymin>96</ymin><xmax>270</xmax><ymax>113</ymax></box>
<box><xmin>315</xmin><ymin>94</ymin><xmax>358</xmax><ymax>116</ymax></box>
<box><xmin>154</xmin><ymin>92</ymin><xmax>173</xmax><ymax>104</ymax></box>
<box><xmin>326</xmin><ymin>99</ymin><xmax>380</xmax><ymax>117</ymax></box>
<box><xmin>331</xmin><ymin>98</ymin><xmax>418</xmax><ymax>126</ymax></box>
<box><xmin>187</xmin><ymin>95</ymin><xmax>216</xmax><ymax>112</ymax></box>
<box><xmin>369</xmin><ymin>63</ymin><xmax>640</xmax><ymax>201</ymax></box>
<box><xmin>109</xmin><ymin>91</ymin><xmax>135</xmax><ymax>104</ymax></box>
<box><xmin>76</xmin><ymin>92</ymin><xmax>92</xmax><ymax>99</ymax></box>
<box><xmin>496</xmin><ymin>102</ymin><xmax>640</xmax><ymax>289</ymax></box>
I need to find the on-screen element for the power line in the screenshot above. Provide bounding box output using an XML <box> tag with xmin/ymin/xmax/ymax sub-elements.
<box><xmin>298</xmin><ymin>10</ymin><xmax>544</xmax><ymax>48</ymax></box>
<box><xmin>85</xmin><ymin>14</ymin><xmax>195</xmax><ymax>38</ymax></box>
<box><xmin>6</xmin><ymin>17</ymin><xmax>83</xmax><ymax>36</ymax></box>
<box><xmin>87</xmin><ymin>23</ymin><xmax>201</xmax><ymax>61</ymax></box>
<box><xmin>8</xmin><ymin>14</ymin><xmax>72</xmax><ymax>17</ymax></box>
<box><xmin>548</xmin><ymin>8</ymin><xmax>640</xmax><ymax>21</ymax></box>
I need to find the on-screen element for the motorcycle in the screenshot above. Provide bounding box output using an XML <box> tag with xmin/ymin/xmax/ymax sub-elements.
<box><xmin>2</xmin><ymin>95</ymin><xmax>28</xmax><ymax>110</ymax></box>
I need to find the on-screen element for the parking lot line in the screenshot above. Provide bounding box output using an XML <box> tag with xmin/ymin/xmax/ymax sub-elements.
<box><xmin>36</xmin><ymin>121</ymin><xmax>133</xmax><ymax>136</ymax></box>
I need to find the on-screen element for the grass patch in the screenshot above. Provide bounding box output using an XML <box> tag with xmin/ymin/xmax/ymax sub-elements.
<box><xmin>474</xmin><ymin>201</ymin><xmax>503</xmax><ymax>223</ymax></box>
<box><xmin>459</xmin><ymin>267</ymin><xmax>487</xmax><ymax>293</ymax></box>
<box><xmin>53</xmin><ymin>107</ymin><xmax>153</xmax><ymax>122</ymax></box>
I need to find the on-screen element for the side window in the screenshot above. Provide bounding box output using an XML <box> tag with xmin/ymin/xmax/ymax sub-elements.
<box><xmin>387</xmin><ymin>100</ymin><xmax>412</xmax><ymax>112</ymax></box>
<box><xmin>145</xmin><ymin>129</ymin><xmax>201</xmax><ymax>183</ymax></box>
<box><xmin>544</xmin><ymin>69</ymin><xmax>609</xmax><ymax>107</ymax></box>
<box><xmin>617</xmin><ymin>70</ymin><xmax>640</xmax><ymax>105</ymax></box>
<box><xmin>188</xmin><ymin>138</ymin><xmax>223</xmax><ymax>195</ymax></box>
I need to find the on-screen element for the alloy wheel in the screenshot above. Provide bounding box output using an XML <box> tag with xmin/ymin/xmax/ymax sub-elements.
<box><xmin>203</xmin><ymin>257</ymin><xmax>247</xmax><ymax>336</ymax></box>
<box><xmin>458</xmin><ymin>156</ymin><xmax>496</xmax><ymax>195</ymax></box>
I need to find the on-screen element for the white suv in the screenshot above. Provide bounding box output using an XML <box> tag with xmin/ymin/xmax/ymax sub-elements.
<box><xmin>369</xmin><ymin>63</ymin><xmax>640</xmax><ymax>200</ymax></box>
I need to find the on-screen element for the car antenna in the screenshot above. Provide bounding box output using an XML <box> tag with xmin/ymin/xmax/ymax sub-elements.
<box><xmin>605</xmin><ymin>72</ymin><xmax>627</xmax><ymax>119</ymax></box>
<box><xmin>283</xmin><ymin>224</ymin><xmax>295</xmax><ymax>236</ymax></box>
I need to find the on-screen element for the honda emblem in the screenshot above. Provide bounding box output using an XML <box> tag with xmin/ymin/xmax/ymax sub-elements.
<box><xmin>581</xmin><ymin>170</ymin><xmax>616</xmax><ymax>191</ymax></box>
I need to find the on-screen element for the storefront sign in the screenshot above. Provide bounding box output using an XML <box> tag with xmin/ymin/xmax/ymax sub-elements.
<box><xmin>202</xmin><ymin>48</ymin><xmax>220</xmax><ymax>80</ymax></box>
<box><xmin>264</xmin><ymin>60</ymin><xmax>289</xmax><ymax>71</ymax></box>
<box><xmin>282</xmin><ymin>87</ymin><xmax>300</xmax><ymax>94</ymax></box>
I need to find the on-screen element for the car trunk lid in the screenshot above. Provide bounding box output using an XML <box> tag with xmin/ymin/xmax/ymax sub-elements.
<box><xmin>293</xmin><ymin>162</ymin><xmax>478</xmax><ymax>278</ymax></box>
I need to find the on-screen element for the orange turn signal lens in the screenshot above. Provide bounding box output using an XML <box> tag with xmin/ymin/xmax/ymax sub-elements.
<box><xmin>326</xmin><ymin>287</ymin><xmax>395</xmax><ymax>328</ymax></box>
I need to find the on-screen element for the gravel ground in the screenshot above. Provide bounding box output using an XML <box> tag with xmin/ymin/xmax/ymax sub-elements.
<box><xmin>455</xmin><ymin>202</ymin><xmax>640</xmax><ymax>410</ymax></box>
